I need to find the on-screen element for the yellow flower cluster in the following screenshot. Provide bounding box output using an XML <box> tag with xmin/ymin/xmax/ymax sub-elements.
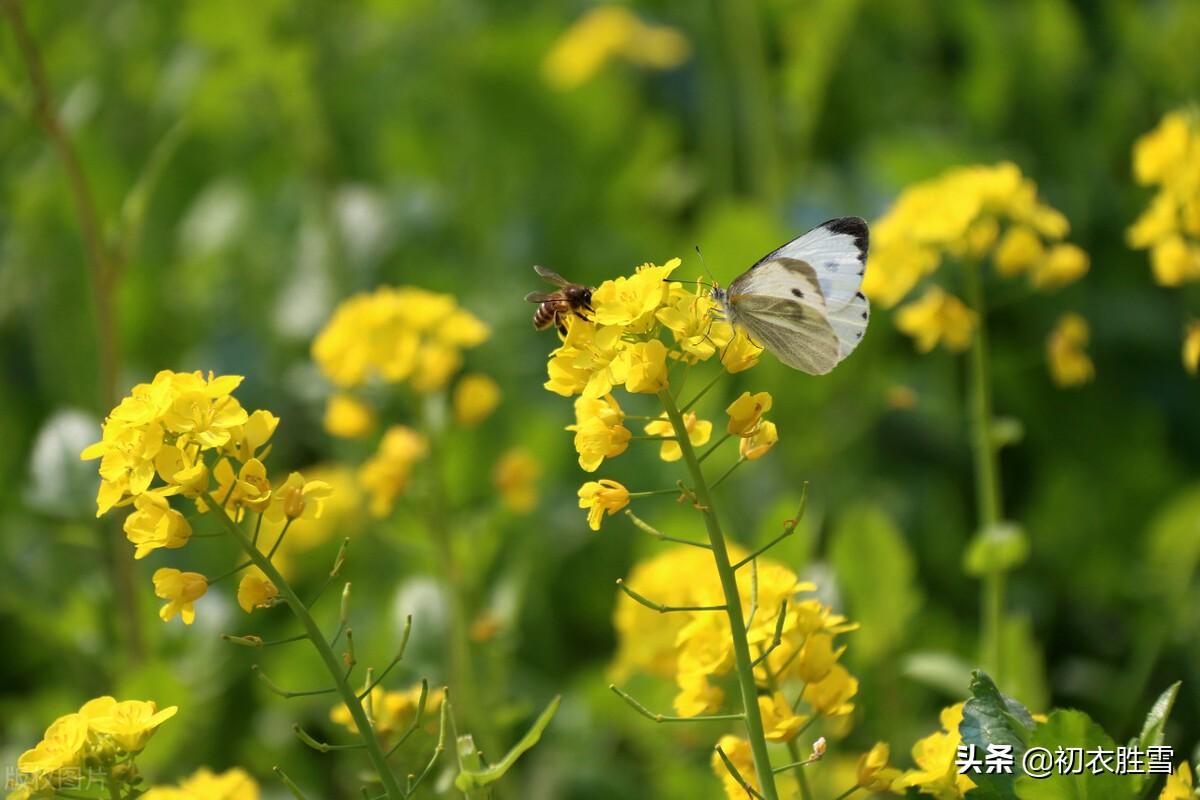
<box><xmin>82</xmin><ymin>370</ymin><xmax>331</xmax><ymax>624</ymax></box>
<box><xmin>313</xmin><ymin>286</ymin><xmax>488</xmax><ymax>392</ymax></box>
<box><xmin>331</xmin><ymin>683</ymin><xmax>445</xmax><ymax>749</ymax></box>
<box><xmin>542</xmin><ymin>5</ymin><xmax>690</xmax><ymax>90</ymax></box>
<box><xmin>545</xmin><ymin>260</ymin><xmax>757</xmax><ymax>399</ymax></box>
<box><xmin>897</xmin><ymin>703</ymin><xmax>976</xmax><ymax>799</ymax></box>
<box><xmin>142</xmin><ymin>768</ymin><xmax>259</xmax><ymax>800</ymax></box>
<box><xmin>11</xmin><ymin>697</ymin><xmax>176</xmax><ymax>798</ymax></box>
<box><xmin>612</xmin><ymin>546</ymin><xmax>858</xmax><ymax>729</ymax></box>
<box><xmin>1128</xmin><ymin>110</ymin><xmax>1200</xmax><ymax>286</ymax></box>
<box><xmin>1160</xmin><ymin>762</ymin><xmax>1195</xmax><ymax>800</ymax></box>
<box><xmin>1046</xmin><ymin>313</ymin><xmax>1095</xmax><ymax>388</ymax></box>
<box><xmin>492</xmin><ymin>447</ymin><xmax>541</xmax><ymax>513</ymax></box>
<box><xmin>866</xmin><ymin>162</ymin><xmax>1088</xmax><ymax>352</ymax></box>
<box><xmin>359</xmin><ymin>425</ymin><xmax>429</xmax><ymax>517</ymax></box>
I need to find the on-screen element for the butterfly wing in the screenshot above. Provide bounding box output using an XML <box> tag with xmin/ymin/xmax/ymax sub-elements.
<box><xmin>751</xmin><ymin>217</ymin><xmax>868</xmax><ymax>312</ymax></box>
<box><xmin>728</xmin><ymin>260</ymin><xmax>840</xmax><ymax>375</ymax></box>
<box><xmin>728</xmin><ymin>217</ymin><xmax>870</xmax><ymax>372</ymax></box>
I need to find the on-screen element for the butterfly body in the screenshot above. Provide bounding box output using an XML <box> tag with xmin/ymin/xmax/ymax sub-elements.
<box><xmin>712</xmin><ymin>217</ymin><xmax>870</xmax><ymax>375</ymax></box>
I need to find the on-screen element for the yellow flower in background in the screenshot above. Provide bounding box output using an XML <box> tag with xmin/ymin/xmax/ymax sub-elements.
<box><xmin>452</xmin><ymin>373</ymin><xmax>502</xmax><ymax>426</ymax></box>
<box><xmin>858</xmin><ymin>742</ymin><xmax>902</xmax><ymax>792</ymax></box>
<box><xmin>312</xmin><ymin>286</ymin><xmax>488</xmax><ymax>391</ymax></box>
<box><xmin>794</xmin><ymin>632</ymin><xmax>843</xmax><ymax>684</ymax></box>
<box><xmin>725</xmin><ymin>391</ymin><xmax>772</xmax><ymax>436</ymax></box>
<box><xmin>644</xmin><ymin>411</ymin><xmax>711</xmax><ymax>462</ymax></box>
<box><xmin>1128</xmin><ymin>111</ymin><xmax>1200</xmax><ymax>286</ymax></box>
<box><xmin>123</xmin><ymin>491</ymin><xmax>192</xmax><ymax>559</ymax></box>
<box><xmin>896</xmin><ymin>286</ymin><xmax>977</xmax><ymax>352</ymax></box>
<box><xmin>87</xmin><ymin>700</ymin><xmax>177</xmax><ymax>753</ymax></box>
<box><xmin>17</xmin><ymin>713</ymin><xmax>89</xmax><ymax>777</ymax></box>
<box><xmin>569</xmin><ymin>396</ymin><xmax>632</xmax><ymax>472</ymax></box>
<box><xmin>739</xmin><ymin>420</ymin><xmax>777</xmax><ymax>460</ymax></box>
<box><xmin>359</xmin><ymin>426</ymin><xmax>428</xmax><ymax>517</ymax></box>
<box><xmin>323</xmin><ymin>392</ymin><xmax>376</xmax><ymax>439</ymax></box>
<box><xmin>143</xmin><ymin>767</ymin><xmax>260</xmax><ymax>800</ymax></box>
<box><xmin>1031</xmin><ymin>243</ymin><xmax>1089</xmax><ymax>289</ymax></box>
<box><xmin>1046</xmin><ymin>313</ymin><xmax>1095</xmax><ymax>388</ymax></box>
<box><xmin>492</xmin><ymin>448</ymin><xmax>541</xmax><ymax>513</ymax></box>
<box><xmin>866</xmin><ymin>162</ymin><xmax>1087</xmax><ymax>311</ymax></box>
<box><xmin>711</xmin><ymin>735</ymin><xmax>759</xmax><ymax>800</ymax></box>
<box><xmin>758</xmin><ymin>692</ymin><xmax>807</xmax><ymax>742</ymax></box>
<box><xmin>900</xmin><ymin>703</ymin><xmax>975</xmax><ymax>799</ymax></box>
<box><xmin>578</xmin><ymin>478</ymin><xmax>629</xmax><ymax>530</ymax></box>
<box><xmin>624</xmin><ymin>338</ymin><xmax>670</xmax><ymax>393</ymax></box>
<box><xmin>543</xmin><ymin>5</ymin><xmax>689</xmax><ymax>90</ymax></box>
<box><xmin>237</xmin><ymin>572</ymin><xmax>278</xmax><ymax>613</ymax></box>
<box><xmin>152</xmin><ymin>568</ymin><xmax>208</xmax><ymax>624</ymax></box>
<box><xmin>801</xmin><ymin>663</ymin><xmax>858</xmax><ymax>717</ymax></box>
<box><xmin>1159</xmin><ymin>762</ymin><xmax>1195</xmax><ymax>800</ymax></box>
<box><xmin>673</xmin><ymin>670</ymin><xmax>725</xmax><ymax>717</ymax></box>
<box><xmin>331</xmin><ymin>683</ymin><xmax>444</xmax><ymax>743</ymax></box>
<box><xmin>1184</xmin><ymin>321</ymin><xmax>1200</xmax><ymax>376</ymax></box>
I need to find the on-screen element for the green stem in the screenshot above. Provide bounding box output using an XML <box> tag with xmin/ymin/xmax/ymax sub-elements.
<box><xmin>658</xmin><ymin>389</ymin><xmax>779</xmax><ymax>800</ymax></box>
<box><xmin>204</xmin><ymin>497</ymin><xmax>403</xmax><ymax>799</ymax></box>
<box><xmin>759</xmin><ymin>658</ymin><xmax>813</xmax><ymax>800</ymax></box>
<box><xmin>963</xmin><ymin>259</ymin><xmax>1005</xmax><ymax>684</ymax></box>
<box><xmin>832</xmin><ymin>787</ymin><xmax>861</xmax><ymax>800</ymax></box>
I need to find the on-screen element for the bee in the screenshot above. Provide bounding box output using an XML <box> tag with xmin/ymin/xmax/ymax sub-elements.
<box><xmin>524</xmin><ymin>265</ymin><xmax>594</xmax><ymax>335</ymax></box>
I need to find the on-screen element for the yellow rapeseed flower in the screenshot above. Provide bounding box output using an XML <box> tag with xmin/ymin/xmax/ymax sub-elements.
<box><xmin>899</xmin><ymin>703</ymin><xmax>976</xmax><ymax>799</ymax></box>
<box><xmin>543</xmin><ymin>6</ymin><xmax>689</xmax><ymax>90</ymax></box>
<box><xmin>568</xmin><ymin>394</ymin><xmax>631</xmax><ymax>472</ymax></box>
<box><xmin>1159</xmin><ymin>762</ymin><xmax>1195</xmax><ymax>800</ymax></box>
<box><xmin>725</xmin><ymin>391</ymin><xmax>772</xmax><ymax>436</ymax></box>
<box><xmin>578</xmin><ymin>479</ymin><xmax>629</xmax><ymax>531</ymax></box>
<box><xmin>237</xmin><ymin>571</ymin><xmax>278</xmax><ymax>613</ymax></box>
<box><xmin>142</xmin><ymin>767</ymin><xmax>260</xmax><ymax>800</ymax></box>
<box><xmin>857</xmin><ymin>742</ymin><xmax>903</xmax><ymax>792</ymax></box>
<box><xmin>711</xmin><ymin>735</ymin><xmax>759</xmax><ymax>800</ymax></box>
<box><xmin>123</xmin><ymin>491</ymin><xmax>192</xmax><ymax>560</ymax></box>
<box><xmin>895</xmin><ymin>286</ymin><xmax>978</xmax><ymax>352</ymax></box>
<box><xmin>1128</xmin><ymin>111</ymin><xmax>1200</xmax><ymax>286</ymax></box>
<box><xmin>16</xmin><ymin>713</ymin><xmax>89</xmax><ymax>778</ymax></box>
<box><xmin>266</xmin><ymin>471</ymin><xmax>333</xmax><ymax>522</ymax></box>
<box><xmin>331</xmin><ymin>683</ymin><xmax>445</xmax><ymax>744</ymax></box>
<box><xmin>656</xmin><ymin>284</ymin><xmax>734</xmax><ymax>362</ymax></box>
<box><xmin>452</xmin><ymin>373</ymin><xmax>502</xmax><ymax>426</ymax></box>
<box><xmin>1046</xmin><ymin>313</ymin><xmax>1095</xmax><ymax>388</ymax></box>
<box><xmin>801</xmin><ymin>663</ymin><xmax>858</xmax><ymax>718</ymax></box>
<box><xmin>720</xmin><ymin>329</ymin><xmax>762</xmax><ymax>373</ymax></box>
<box><xmin>312</xmin><ymin>286</ymin><xmax>487</xmax><ymax>391</ymax></box>
<box><xmin>323</xmin><ymin>392</ymin><xmax>376</xmax><ymax>439</ymax></box>
<box><xmin>591</xmin><ymin>261</ymin><xmax>679</xmax><ymax>331</ymax></box>
<box><xmin>644</xmin><ymin>411</ymin><xmax>711</xmax><ymax>462</ymax></box>
<box><xmin>739</xmin><ymin>420</ymin><xmax>778</xmax><ymax>460</ymax></box>
<box><xmin>1184</xmin><ymin>321</ymin><xmax>1200</xmax><ymax>376</ymax></box>
<box><xmin>492</xmin><ymin>448</ymin><xmax>541</xmax><ymax>513</ymax></box>
<box><xmin>623</xmin><ymin>338</ymin><xmax>670</xmax><ymax>393</ymax></box>
<box><xmin>358</xmin><ymin>426</ymin><xmax>428</xmax><ymax>517</ymax></box>
<box><xmin>758</xmin><ymin>692</ymin><xmax>807</xmax><ymax>742</ymax></box>
<box><xmin>152</xmin><ymin>568</ymin><xmax>208</xmax><ymax>624</ymax></box>
<box><xmin>87</xmin><ymin>700</ymin><xmax>177</xmax><ymax>753</ymax></box>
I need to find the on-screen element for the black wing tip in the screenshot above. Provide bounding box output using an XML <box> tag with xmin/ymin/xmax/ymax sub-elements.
<box><xmin>819</xmin><ymin>216</ymin><xmax>869</xmax><ymax>261</ymax></box>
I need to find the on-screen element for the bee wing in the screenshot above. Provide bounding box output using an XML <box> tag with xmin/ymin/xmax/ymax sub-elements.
<box><xmin>524</xmin><ymin>291</ymin><xmax>555</xmax><ymax>303</ymax></box>
<box><xmin>533</xmin><ymin>264</ymin><xmax>571</xmax><ymax>288</ymax></box>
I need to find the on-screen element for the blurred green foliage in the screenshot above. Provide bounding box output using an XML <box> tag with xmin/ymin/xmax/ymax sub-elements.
<box><xmin>4</xmin><ymin>0</ymin><xmax>1200</xmax><ymax>797</ymax></box>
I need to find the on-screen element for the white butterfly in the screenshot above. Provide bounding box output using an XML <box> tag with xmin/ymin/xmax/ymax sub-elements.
<box><xmin>711</xmin><ymin>217</ymin><xmax>870</xmax><ymax>375</ymax></box>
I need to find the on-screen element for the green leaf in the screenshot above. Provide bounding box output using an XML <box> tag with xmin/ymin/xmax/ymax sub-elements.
<box><xmin>964</xmin><ymin>522</ymin><xmax>1030</xmax><ymax>577</ymax></box>
<box><xmin>960</xmin><ymin>671</ymin><xmax>1035</xmax><ymax>800</ymax></box>
<box><xmin>1014</xmin><ymin>710</ymin><xmax>1135</xmax><ymax>800</ymax></box>
<box><xmin>1130</xmin><ymin>682</ymin><xmax>1181</xmax><ymax>795</ymax></box>
<box><xmin>829</xmin><ymin>504</ymin><xmax>922</xmax><ymax>664</ymax></box>
<box><xmin>454</xmin><ymin>695</ymin><xmax>561</xmax><ymax>792</ymax></box>
<box><xmin>901</xmin><ymin>651</ymin><xmax>975</xmax><ymax>699</ymax></box>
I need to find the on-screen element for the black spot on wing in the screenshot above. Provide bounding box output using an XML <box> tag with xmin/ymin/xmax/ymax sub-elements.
<box><xmin>819</xmin><ymin>216</ymin><xmax>869</xmax><ymax>263</ymax></box>
<box><xmin>792</xmin><ymin>288</ymin><xmax>804</xmax><ymax>298</ymax></box>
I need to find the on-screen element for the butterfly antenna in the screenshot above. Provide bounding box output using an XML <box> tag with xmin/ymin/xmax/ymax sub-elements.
<box><xmin>695</xmin><ymin>245</ymin><xmax>717</xmax><ymax>288</ymax></box>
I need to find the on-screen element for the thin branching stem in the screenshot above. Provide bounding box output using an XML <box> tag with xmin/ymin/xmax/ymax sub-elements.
<box><xmin>385</xmin><ymin>680</ymin><xmax>430</xmax><ymax>759</ymax></box>
<box><xmin>293</xmin><ymin>724</ymin><xmax>367</xmax><ymax>753</ymax></box>
<box><xmin>624</xmin><ymin>510</ymin><xmax>711</xmax><ymax>549</ymax></box>
<box><xmin>698</xmin><ymin>431</ymin><xmax>734</xmax><ymax>463</ymax></box>
<box><xmin>616</xmin><ymin>579</ymin><xmax>725</xmax><ymax>614</ymax></box>
<box><xmin>358</xmin><ymin>615</ymin><xmax>413</xmax><ymax>699</ymax></box>
<box><xmin>273</xmin><ymin>766</ymin><xmax>311</xmax><ymax>800</ymax></box>
<box><xmin>252</xmin><ymin>665</ymin><xmax>337</xmax><ymax>699</ymax></box>
<box><xmin>714</xmin><ymin>745</ymin><xmax>767</xmax><ymax>799</ymax></box>
<box><xmin>681</xmin><ymin>371</ymin><xmax>723</xmax><ymax>413</ymax></box>
<box><xmin>750</xmin><ymin>602</ymin><xmax>788</xmax><ymax>668</ymax></box>
<box><xmin>203</xmin><ymin>493</ymin><xmax>403</xmax><ymax>799</ymax></box>
<box><xmin>404</xmin><ymin>697</ymin><xmax>448</xmax><ymax>797</ymax></box>
<box><xmin>609</xmin><ymin>685</ymin><xmax>744</xmax><ymax>723</ymax></box>
<box><xmin>732</xmin><ymin>488</ymin><xmax>808</xmax><ymax>570</ymax></box>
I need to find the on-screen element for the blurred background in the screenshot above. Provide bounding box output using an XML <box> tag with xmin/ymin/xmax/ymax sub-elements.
<box><xmin>3</xmin><ymin>1</ymin><xmax>1200</xmax><ymax>797</ymax></box>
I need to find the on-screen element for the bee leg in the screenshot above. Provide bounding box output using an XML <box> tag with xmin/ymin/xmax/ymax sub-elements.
<box><xmin>556</xmin><ymin>317</ymin><xmax>569</xmax><ymax>336</ymax></box>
